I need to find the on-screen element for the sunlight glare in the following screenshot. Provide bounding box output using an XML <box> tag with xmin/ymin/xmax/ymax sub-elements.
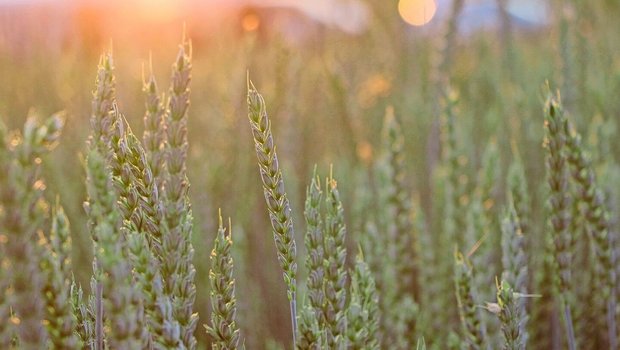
<box><xmin>398</xmin><ymin>0</ymin><xmax>437</xmax><ymax>27</ymax></box>
<box><xmin>136</xmin><ymin>0</ymin><xmax>180</xmax><ymax>21</ymax></box>
<box><xmin>241</xmin><ymin>12</ymin><xmax>261</xmax><ymax>32</ymax></box>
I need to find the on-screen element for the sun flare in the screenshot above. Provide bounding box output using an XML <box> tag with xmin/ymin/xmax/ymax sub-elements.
<box><xmin>135</xmin><ymin>0</ymin><xmax>181</xmax><ymax>21</ymax></box>
<box><xmin>398</xmin><ymin>0</ymin><xmax>437</xmax><ymax>27</ymax></box>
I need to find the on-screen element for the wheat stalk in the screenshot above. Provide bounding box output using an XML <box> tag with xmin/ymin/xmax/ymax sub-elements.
<box><xmin>322</xmin><ymin>174</ymin><xmax>348</xmax><ymax>348</ymax></box>
<box><xmin>205</xmin><ymin>212</ymin><xmax>242</xmax><ymax>350</ymax></box>
<box><xmin>126</xmin><ymin>225</ymin><xmax>183</xmax><ymax>349</ymax></box>
<box><xmin>299</xmin><ymin>173</ymin><xmax>324</xmax><ymax>346</ymax></box>
<box><xmin>507</xmin><ymin>149</ymin><xmax>530</xmax><ymax>242</ymax></box>
<box><xmin>0</xmin><ymin>119</ymin><xmax>13</xmax><ymax>348</ymax></box>
<box><xmin>85</xmin><ymin>147</ymin><xmax>147</xmax><ymax>348</ymax></box>
<box><xmin>70</xmin><ymin>278</ymin><xmax>96</xmax><ymax>349</ymax></box>
<box><xmin>247</xmin><ymin>80</ymin><xmax>299</xmax><ymax>345</ymax></box>
<box><xmin>500</xmin><ymin>196</ymin><xmax>529</xmax><ymax>347</ymax></box>
<box><xmin>89</xmin><ymin>52</ymin><xmax>116</xmax><ymax>150</ymax></box>
<box><xmin>161</xmin><ymin>40</ymin><xmax>198</xmax><ymax>350</ymax></box>
<box><xmin>1</xmin><ymin>114</ymin><xmax>64</xmax><ymax>349</ymax></box>
<box><xmin>435</xmin><ymin>87</ymin><xmax>468</xmax><ymax>339</ymax></box>
<box><xmin>85</xmin><ymin>57</ymin><xmax>147</xmax><ymax>345</ymax></box>
<box><xmin>297</xmin><ymin>306</ymin><xmax>322</xmax><ymax>350</ymax></box>
<box><xmin>382</xmin><ymin>107</ymin><xmax>418</xmax><ymax>297</ymax></box>
<box><xmin>543</xmin><ymin>91</ymin><xmax>576</xmax><ymax>350</ymax></box>
<box><xmin>41</xmin><ymin>203</ymin><xmax>81</xmax><ymax>349</ymax></box>
<box><xmin>563</xmin><ymin>115</ymin><xmax>617</xmax><ymax>348</ymax></box>
<box><xmin>143</xmin><ymin>66</ymin><xmax>168</xmax><ymax>196</ymax></box>
<box><xmin>489</xmin><ymin>280</ymin><xmax>526</xmax><ymax>350</ymax></box>
<box><xmin>108</xmin><ymin>108</ymin><xmax>164</xmax><ymax>251</ymax></box>
<box><xmin>378</xmin><ymin>107</ymin><xmax>418</xmax><ymax>346</ymax></box>
<box><xmin>107</xmin><ymin>95</ymin><xmax>181</xmax><ymax>348</ymax></box>
<box><xmin>347</xmin><ymin>249</ymin><xmax>380</xmax><ymax>350</ymax></box>
<box><xmin>454</xmin><ymin>251</ymin><xmax>485</xmax><ymax>350</ymax></box>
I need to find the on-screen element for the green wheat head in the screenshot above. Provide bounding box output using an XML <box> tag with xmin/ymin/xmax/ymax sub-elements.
<box><xmin>205</xmin><ymin>213</ymin><xmax>242</xmax><ymax>350</ymax></box>
<box><xmin>247</xmin><ymin>80</ymin><xmax>299</xmax><ymax>343</ymax></box>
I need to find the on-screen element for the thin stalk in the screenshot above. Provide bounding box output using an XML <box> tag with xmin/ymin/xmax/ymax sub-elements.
<box><xmin>563</xmin><ymin>302</ymin><xmax>576</xmax><ymax>350</ymax></box>
<box><xmin>95</xmin><ymin>282</ymin><xmax>103</xmax><ymax>350</ymax></box>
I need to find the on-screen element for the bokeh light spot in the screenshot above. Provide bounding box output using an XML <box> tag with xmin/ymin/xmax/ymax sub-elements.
<box><xmin>398</xmin><ymin>0</ymin><xmax>437</xmax><ymax>26</ymax></box>
<box><xmin>241</xmin><ymin>13</ymin><xmax>261</xmax><ymax>32</ymax></box>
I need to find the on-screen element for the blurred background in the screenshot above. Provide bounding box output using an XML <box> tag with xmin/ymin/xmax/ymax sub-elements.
<box><xmin>1</xmin><ymin>0</ymin><xmax>619</xmax><ymax>348</ymax></box>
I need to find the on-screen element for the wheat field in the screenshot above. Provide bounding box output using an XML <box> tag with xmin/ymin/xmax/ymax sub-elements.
<box><xmin>1</xmin><ymin>0</ymin><xmax>620</xmax><ymax>349</ymax></box>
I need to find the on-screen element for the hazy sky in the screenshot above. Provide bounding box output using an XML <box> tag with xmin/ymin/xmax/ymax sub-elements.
<box><xmin>0</xmin><ymin>0</ymin><xmax>548</xmax><ymax>26</ymax></box>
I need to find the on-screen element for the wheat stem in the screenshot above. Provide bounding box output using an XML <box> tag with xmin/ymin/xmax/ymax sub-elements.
<box><xmin>247</xmin><ymin>80</ymin><xmax>298</xmax><ymax>345</ymax></box>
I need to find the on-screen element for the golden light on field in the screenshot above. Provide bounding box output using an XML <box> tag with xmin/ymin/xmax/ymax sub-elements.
<box><xmin>135</xmin><ymin>0</ymin><xmax>181</xmax><ymax>21</ymax></box>
<box><xmin>398</xmin><ymin>0</ymin><xmax>437</xmax><ymax>26</ymax></box>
